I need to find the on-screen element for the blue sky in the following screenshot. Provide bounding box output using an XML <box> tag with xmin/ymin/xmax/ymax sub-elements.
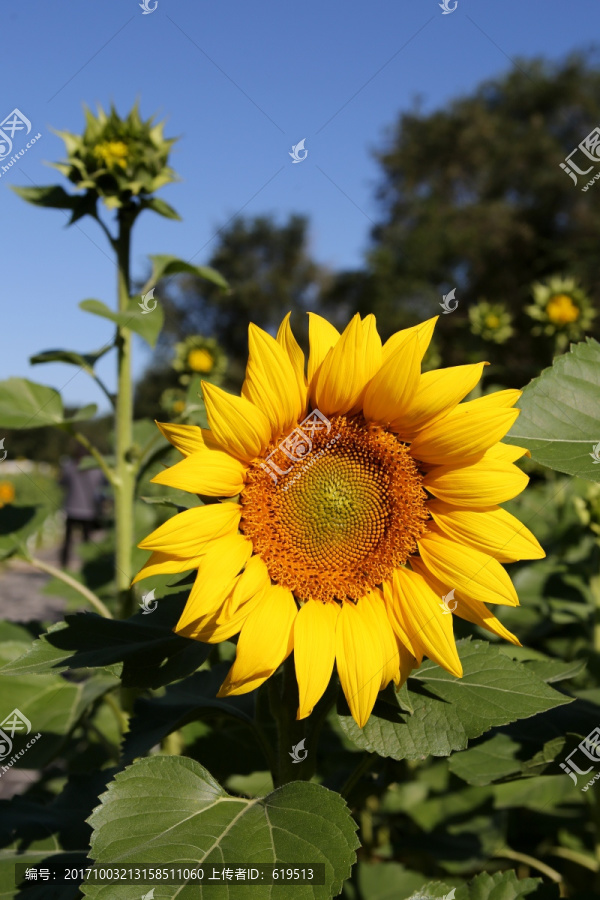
<box><xmin>1</xmin><ymin>0</ymin><xmax>599</xmax><ymax>412</ymax></box>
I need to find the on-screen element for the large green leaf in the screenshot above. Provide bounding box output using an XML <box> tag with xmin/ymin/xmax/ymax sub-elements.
<box><xmin>0</xmin><ymin>636</ymin><xmax>117</xmax><ymax>768</ymax></box>
<box><xmin>11</xmin><ymin>184</ymin><xmax>79</xmax><ymax>209</ymax></box>
<box><xmin>0</xmin><ymin>378</ymin><xmax>64</xmax><ymax>428</ymax></box>
<box><xmin>355</xmin><ymin>862</ymin><xmax>430</xmax><ymax>900</ymax></box>
<box><xmin>145</xmin><ymin>253</ymin><xmax>229</xmax><ymax>292</ymax></box>
<box><xmin>0</xmin><ymin>505</ymin><xmax>49</xmax><ymax>561</ymax></box>
<box><xmin>338</xmin><ymin>640</ymin><xmax>571</xmax><ymax>760</ymax></box>
<box><xmin>83</xmin><ymin>757</ymin><xmax>359</xmax><ymax>899</ymax></box>
<box><xmin>0</xmin><ymin>377</ymin><xmax>96</xmax><ymax>429</ymax></box>
<box><xmin>79</xmin><ymin>297</ymin><xmax>164</xmax><ymax>348</ymax></box>
<box><xmin>0</xmin><ymin>595</ymin><xmax>210</xmax><ymax>689</ymax></box>
<box><xmin>506</xmin><ymin>338</ymin><xmax>600</xmax><ymax>481</ymax></box>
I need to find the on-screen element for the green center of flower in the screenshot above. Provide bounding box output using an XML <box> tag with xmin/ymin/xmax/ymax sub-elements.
<box><xmin>240</xmin><ymin>415</ymin><xmax>429</xmax><ymax>603</ymax></box>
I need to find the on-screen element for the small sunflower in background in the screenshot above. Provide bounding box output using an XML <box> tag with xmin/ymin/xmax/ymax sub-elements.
<box><xmin>0</xmin><ymin>481</ymin><xmax>15</xmax><ymax>508</ymax></box>
<box><xmin>469</xmin><ymin>301</ymin><xmax>514</xmax><ymax>344</ymax></box>
<box><xmin>526</xmin><ymin>276</ymin><xmax>596</xmax><ymax>349</ymax></box>
<box><xmin>173</xmin><ymin>336</ymin><xmax>227</xmax><ymax>386</ymax></box>
<box><xmin>136</xmin><ymin>313</ymin><xmax>543</xmax><ymax>729</ymax></box>
<box><xmin>159</xmin><ymin>388</ymin><xmax>187</xmax><ymax>418</ymax></box>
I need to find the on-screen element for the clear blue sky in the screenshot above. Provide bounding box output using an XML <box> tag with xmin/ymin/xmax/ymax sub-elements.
<box><xmin>1</xmin><ymin>0</ymin><xmax>599</xmax><ymax>412</ymax></box>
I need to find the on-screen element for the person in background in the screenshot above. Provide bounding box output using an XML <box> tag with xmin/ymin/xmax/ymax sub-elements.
<box><xmin>59</xmin><ymin>445</ymin><xmax>106</xmax><ymax>568</ymax></box>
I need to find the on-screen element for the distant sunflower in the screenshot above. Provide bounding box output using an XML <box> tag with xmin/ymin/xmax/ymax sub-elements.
<box><xmin>135</xmin><ymin>315</ymin><xmax>544</xmax><ymax>727</ymax></box>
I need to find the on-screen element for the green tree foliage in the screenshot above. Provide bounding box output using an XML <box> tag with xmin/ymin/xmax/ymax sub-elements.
<box><xmin>157</xmin><ymin>214</ymin><xmax>328</xmax><ymax>383</ymax></box>
<box><xmin>339</xmin><ymin>53</ymin><xmax>600</xmax><ymax>384</ymax></box>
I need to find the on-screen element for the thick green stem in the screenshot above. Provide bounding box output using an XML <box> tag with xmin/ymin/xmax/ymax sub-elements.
<box><xmin>114</xmin><ymin>210</ymin><xmax>135</xmax><ymax>620</ymax></box>
<box><xmin>269</xmin><ymin>657</ymin><xmax>310</xmax><ymax>787</ymax></box>
<box><xmin>27</xmin><ymin>556</ymin><xmax>112</xmax><ymax>618</ymax></box>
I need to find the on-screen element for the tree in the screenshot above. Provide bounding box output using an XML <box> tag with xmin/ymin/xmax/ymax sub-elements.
<box><xmin>158</xmin><ymin>214</ymin><xmax>328</xmax><ymax>384</ymax></box>
<box><xmin>359</xmin><ymin>52</ymin><xmax>600</xmax><ymax>383</ymax></box>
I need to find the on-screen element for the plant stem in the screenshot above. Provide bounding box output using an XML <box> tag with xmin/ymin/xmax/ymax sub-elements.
<box><xmin>492</xmin><ymin>848</ymin><xmax>562</xmax><ymax>883</ymax></box>
<box><xmin>104</xmin><ymin>691</ymin><xmax>130</xmax><ymax>734</ymax></box>
<box><xmin>548</xmin><ymin>846</ymin><xmax>598</xmax><ymax>872</ymax></box>
<box><xmin>27</xmin><ymin>556</ymin><xmax>112</xmax><ymax>618</ymax></box>
<box><xmin>114</xmin><ymin>208</ymin><xmax>135</xmax><ymax>620</ymax></box>
<box><xmin>72</xmin><ymin>431</ymin><xmax>116</xmax><ymax>486</ymax></box>
<box><xmin>340</xmin><ymin>752</ymin><xmax>377</xmax><ymax>801</ymax></box>
<box><xmin>269</xmin><ymin>656</ymin><xmax>309</xmax><ymax>787</ymax></box>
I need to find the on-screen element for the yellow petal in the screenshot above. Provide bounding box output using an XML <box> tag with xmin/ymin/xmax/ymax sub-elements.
<box><xmin>132</xmin><ymin>550</ymin><xmax>206</xmax><ymax>585</ymax></box>
<box><xmin>485</xmin><ymin>442</ymin><xmax>530</xmax><ymax>463</ymax></box>
<box><xmin>424</xmin><ymin>457</ymin><xmax>528</xmax><ymax>508</ymax></box>
<box><xmin>391</xmin><ymin>363</ymin><xmax>487</xmax><ymax>439</ymax></box>
<box><xmin>183</xmin><ymin>556</ymin><xmax>271</xmax><ymax>642</ymax></box>
<box><xmin>202</xmin><ymin>382</ymin><xmax>272</xmax><ymax>462</ymax></box>
<box><xmin>175</xmin><ymin>534</ymin><xmax>253</xmax><ymax>631</ymax></box>
<box><xmin>363</xmin><ymin>330</ymin><xmax>421</xmax><ymax>424</ymax></box>
<box><xmin>217</xmin><ymin>585</ymin><xmax>297</xmax><ymax>695</ymax></box>
<box><xmin>395</xmin><ymin>637</ymin><xmax>418</xmax><ymax>688</ymax></box>
<box><xmin>138</xmin><ymin>502</ymin><xmax>241</xmax><ymax>558</ymax></box>
<box><xmin>294</xmin><ymin>600</ymin><xmax>339</xmax><ymax>719</ymax></box>
<box><xmin>428</xmin><ymin>500</ymin><xmax>545</xmax><ymax>562</ymax></box>
<box><xmin>155</xmin><ymin>421</ymin><xmax>208</xmax><ymax>456</ymax></box>
<box><xmin>242</xmin><ymin>324</ymin><xmax>304</xmax><ymax>437</ymax></box>
<box><xmin>409</xmin><ymin>404</ymin><xmax>520</xmax><ymax>465</ymax></box>
<box><xmin>312</xmin><ymin>314</ymin><xmax>382</xmax><ymax>416</ymax></box>
<box><xmin>307</xmin><ymin>312</ymin><xmax>340</xmax><ymax>385</ymax></box>
<box><xmin>368</xmin><ymin>590</ymin><xmax>401</xmax><ymax>689</ymax></box>
<box><xmin>386</xmin><ymin>567</ymin><xmax>462</xmax><ymax>677</ymax></box>
<box><xmin>417</xmin><ymin>530</ymin><xmax>519</xmax><ymax>607</ymax></box>
<box><xmin>467</xmin><ymin>389</ymin><xmax>522</xmax><ymax>409</ymax></box>
<box><xmin>382</xmin><ymin>576</ymin><xmax>423</xmax><ymax>663</ymax></box>
<box><xmin>413</xmin><ymin>561</ymin><xmax>521</xmax><ymax>646</ymax></box>
<box><xmin>382</xmin><ymin>316</ymin><xmax>438</xmax><ymax>363</ymax></box>
<box><xmin>151</xmin><ymin>447</ymin><xmax>247</xmax><ymax>496</ymax></box>
<box><xmin>336</xmin><ymin>598</ymin><xmax>386</xmax><ymax>728</ymax></box>
<box><xmin>277</xmin><ymin>313</ymin><xmax>308</xmax><ymax>416</ymax></box>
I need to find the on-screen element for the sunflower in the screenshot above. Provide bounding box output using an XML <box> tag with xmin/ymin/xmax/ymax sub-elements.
<box><xmin>135</xmin><ymin>314</ymin><xmax>544</xmax><ymax>728</ymax></box>
<box><xmin>526</xmin><ymin>275</ymin><xmax>596</xmax><ymax>348</ymax></box>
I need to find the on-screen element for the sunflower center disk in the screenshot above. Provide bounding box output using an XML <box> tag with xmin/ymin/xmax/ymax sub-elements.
<box><xmin>240</xmin><ymin>416</ymin><xmax>429</xmax><ymax>604</ymax></box>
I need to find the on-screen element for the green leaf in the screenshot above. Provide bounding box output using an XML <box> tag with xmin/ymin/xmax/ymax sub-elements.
<box><xmin>338</xmin><ymin>639</ymin><xmax>572</xmax><ymax>761</ymax></box>
<box><xmin>0</xmin><ymin>635</ymin><xmax>117</xmax><ymax>768</ymax></box>
<box><xmin>122</xmin><ymin>665</ymin><xmax>254</xmax><ymax>762</ymax></box>
<box><xmin>0</xmin><ymin>505</ymin><xmax>47</xmax><ymax>561</ymax></box>
<box><xmin>506</xmin><ymin>337</ymin><xmax>600</xmax><ymax>482</ymax></box>
<box><xmin>356</xmin><ymin>862</ymin><xmax>431</xmax><ymax>900</ymax></box>
<box><xmin>83</xmin><ymin>757</ymin><xmax>359</xmax><ymax>899</ymax></box>
<box><xmin>0</xmin><ymin>377</ymin><xmax>64</xmax><ymax>428</ymax></box>
<box><xmin>407</xmin><ymin>870</ymin><xmax>559</xmax><ymax>899</ymax></box>
<box><xmin>11</xmin><ymin>184</ymin><xmax>79</xmax><ymax>209</ymax></box>
<box><xmin>0</xmin><ymin>595</ymin><xmax>210</xmax><ymax>690</ymax></box>
<box><xmin>30</xmin><ymin>346</ymin><xmax>110</xmax><ymax>370</ymax></box>
<box><xmin>79</xmin><ymin>297</ymin><xmax>164</xmax><ymax>348</ymax></box>
<box><xmin>142</xmin><ymin>196</ymin><xmax>181</xmax><ymax>219</ymax></box>
<box><xmin>146</xmin><ymin>253</ymin><xmax>229</xmax><ymax>291</ymax></box>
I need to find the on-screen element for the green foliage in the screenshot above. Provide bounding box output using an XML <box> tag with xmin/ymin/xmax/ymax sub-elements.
<box><xmin>0</xmin><ymin>378</ymin><xmax>96</xmax><ymax>429</ymax></box>
<box><xmin>337</xmin><ymin>640</ymin><xmax>571</xmax><ymax>760</ymax></box>
<box><xmin>83</xmin><ymin>757</ymin><xmax>359</xmax><ymax>899</ymax></box>
<box><xmin>506</xmin><ymin>338</ymin><xmax>600</xmax><ymax>482</ymax></box>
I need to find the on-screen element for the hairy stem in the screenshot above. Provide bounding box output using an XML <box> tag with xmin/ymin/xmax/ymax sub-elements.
<box><xmin>27</xmin><ymin>556</ymin><xmax>112</xmax><ymax>618</ymax></box>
